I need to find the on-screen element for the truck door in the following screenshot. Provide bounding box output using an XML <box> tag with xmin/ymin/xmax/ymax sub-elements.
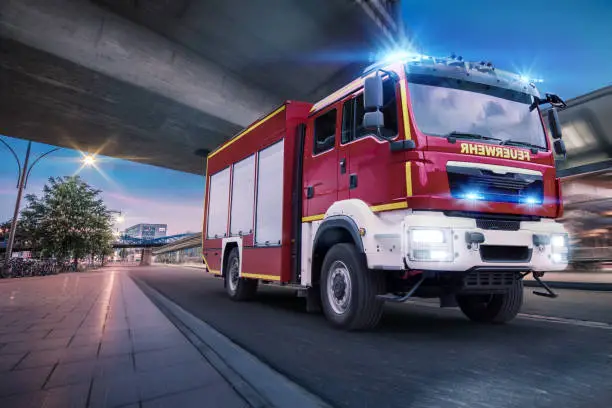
<box><xmin>343</xmin><ymin>79</ymin><xmax>404</xmax><ymax>207</ymax></box>
<box><xmin>303</xmin><ymin>105</ymin><xmax>340</xmax><ymax>217</ymax></box>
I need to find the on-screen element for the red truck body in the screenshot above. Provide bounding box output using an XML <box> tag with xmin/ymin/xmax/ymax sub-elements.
<box><xmin>201</xmin><ymin>56</ymin><xmax>569</xmax><ymax>329</ymax></box>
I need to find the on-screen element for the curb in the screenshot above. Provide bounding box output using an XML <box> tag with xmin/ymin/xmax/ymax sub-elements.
<box><xmin>130</xmin><ymin>275</ymin><xmax>331</xmax><ymax>408</ymax></box>
<box><xmin>152</xmin><ymin>263</ymin><xmax>205</xmax><ymax>270</ymax></box>
<box><xmin>524</xmin><ymin>280</ymin><xmax>612</xmax><ymax>291</ymax></box>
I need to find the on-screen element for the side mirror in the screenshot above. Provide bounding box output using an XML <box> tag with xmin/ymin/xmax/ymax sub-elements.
<box><xmin>364</xmin><ymin>74</ymin><xmax>383</xmax><ymax>111</ymax></box>
<box><xmin>547</xmin><ymin>107</ymin><xmax>563</xmax><ymax>140</ymax></box>
<box><xmin>363</xmin><ymin>111</ymin><xmax>384</xmax><ymax>130</ymax></box>
<box><xmin>546</xmin><ymin>93</ymin><xmax>567</xmax><ymax>109</ymax></box>
<box><xmin>553</xmin><ymin>139</ymin><xmax>567</xmax><ymax>159</ymax></box>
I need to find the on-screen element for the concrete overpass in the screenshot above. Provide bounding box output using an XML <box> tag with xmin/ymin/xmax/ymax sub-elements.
<box><xmin>0</xmin><ymin>0</ymin><xmax>401</xmax><ymax>174</ymax></box>
<box><xmin>152</xmin><ymin>232</ymin><xmax>201</xmax><ymax>256</ymax></box>
<box><xmin>551</xmin><ymin>85</ymin><xmax>612</xmax><ymax>181</ymax></box>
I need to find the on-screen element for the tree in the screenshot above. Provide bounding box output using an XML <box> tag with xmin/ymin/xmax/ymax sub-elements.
<box><xmin>19</xmin><ymin>176</ymin><xmax>114</xmax><ymax>267</ymax></box>
<box><xmin>0</xmin><ymin>220</ymin><xmax>10</xmax><ymax>242</ymax></box>
<box><xmin>1</xmin><ymin>219</ymin><xmax>33</xmax><ymax>251</ymax></box>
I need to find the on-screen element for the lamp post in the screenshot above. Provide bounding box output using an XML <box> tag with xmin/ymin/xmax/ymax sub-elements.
<box><xmin>109</xmin><ymin>210</ymin><xmax>124</xmax><ymax>231</ymax></box>
<box><xmin>108</xmin><ymin>210</ymin><xmax>124</xmax><ymax>263</ymax></box>
<box><xmin>1</xmin><ymin>139</ymin><xmax>63</xmax><ymax>266</ymax></box>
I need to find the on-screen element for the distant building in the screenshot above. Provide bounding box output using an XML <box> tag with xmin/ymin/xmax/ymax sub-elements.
<box><xmin>124</xmin><ymin>223</ymin><xmax>168</xmax><ymax>239</ymax></box>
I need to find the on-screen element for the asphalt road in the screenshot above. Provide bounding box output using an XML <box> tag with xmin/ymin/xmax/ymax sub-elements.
<box><xmin>130</xmin><ymin>266</ymin><xmax>612</xmax><ymax>408</ymax></box>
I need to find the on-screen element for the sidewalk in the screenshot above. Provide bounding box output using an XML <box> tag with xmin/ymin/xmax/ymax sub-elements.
<box><xmin>0</xmin><ymin>270</ymin><xmax>248</xmax><ymax>408</ymax></box>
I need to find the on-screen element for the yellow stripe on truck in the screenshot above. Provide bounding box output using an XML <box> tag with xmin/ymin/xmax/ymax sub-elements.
<box><xmin>301</xmin><ymin>214</ymin><xmax>325</xmax><ymax>222</ymax></box>
<box><xmin>405</xmin><ymin>162</ymin><xmax>412</xmax><ymax>197</ymax></box>
<box><xmin>201</xmin><ymin>254</ymin><xmax>220</xmax><ymax>275</ymax></box>
<box><xmin>370</xmin><ymin>202</ymin><xmax>408</xmax><ymax>212</ymax></box>
<box><xmin>208</xmin><ymin>106</ymin><xmax>286</xmax><ymax>159</ymax></box>
<box><xmin>241</xmin><ymin>273</ymin><xmax>281</xmax><ymax>281</ymax></box>
<box><xmin>400</xmin><ymin>79</ymin><xmax>412</xmax><ymax>141</ymax></box>
<box><xmin>301</xmin><ymin>202</ymin><xmax>409</xmax><ymax>223</ymax></box>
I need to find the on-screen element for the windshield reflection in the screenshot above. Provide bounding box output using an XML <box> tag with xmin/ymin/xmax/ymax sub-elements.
<box><xmin>408</xmin><ymin>82</ymin><xmax>548</xmax><ymax>149</ymax></box>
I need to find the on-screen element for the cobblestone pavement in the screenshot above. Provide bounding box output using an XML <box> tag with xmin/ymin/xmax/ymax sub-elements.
<box><xmin>0</xmin><ymin>268</ymin><xmax>248</xmax><ymax>408</ymax></box>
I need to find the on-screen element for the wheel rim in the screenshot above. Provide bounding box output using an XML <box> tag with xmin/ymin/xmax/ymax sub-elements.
<box><xmin>228</xmin><ymin>257</ymin><xmax>239</xmax><ymax>292</ymax></box>
<box><xmin>326</xmin><ymin>260</ymin><xmax>352</xmax><ymax>315</ymax></box>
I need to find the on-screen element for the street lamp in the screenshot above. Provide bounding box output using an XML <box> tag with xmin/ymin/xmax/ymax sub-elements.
<box><xmin>109</xmin><ymin>210</ymin><xmax>123</xmax><ymax>221</ymax></box>
<box><xmin>109</xmin><ymin>210</ymin><xmax>124</xmax><ymax>234</ymax></box>
<box><xmin>1</xmin><ymin>139</ymin><xmax>61</xmax><ymax>266</ymax></box>
<box><xmin>82</xmin><ymin>154</ymin><xmax>96</xmax><ymax>166</ymax></box>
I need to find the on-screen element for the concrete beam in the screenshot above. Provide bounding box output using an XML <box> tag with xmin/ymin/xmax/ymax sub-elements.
<box><xmin>0</xmin><ymin>38</ymin><xmax>239</xmax><ymax>174</ymax></box>
<box><xmin>355</xmin><ymin>0</ymin><xmax>402</xmax><ymax>47</ymax></box>
<box><xmin>0</xmin><ymin>0</ymin><xmax>280</xmax><ymax>128</ymax></box>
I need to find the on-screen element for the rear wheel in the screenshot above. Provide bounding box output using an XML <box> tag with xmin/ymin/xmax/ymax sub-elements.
<box><xmin>320</xmin><ymin>243</ymin><xmax>385</xmax><ymax>330</ymax></box>
<box><xmin>456</xmin><ymin>279</ymin><xmax>523</xmax><ymax>323</ymax></box>
<box><xmin>224</xmin><ymin>248</ymin><xmax>258</xmax><ymax>301</ymax></box>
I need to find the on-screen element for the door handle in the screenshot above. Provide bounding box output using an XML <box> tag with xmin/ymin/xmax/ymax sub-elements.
<box><xmin>306</xmin><ymin>186</ymin><xmax>314</xmax><ymax>199</ymax></box>
<box><xmin>349</xmin><ymin>174</ymin><xmax>358</xmax><ymax>189</ymax></box>
<box><xmin>339</xmin><ymin>158</ymin><xmax>346</xmax><ymax>174</ymax></box>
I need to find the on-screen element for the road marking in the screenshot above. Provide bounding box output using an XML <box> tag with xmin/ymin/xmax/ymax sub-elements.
<box><xmin>517</xmin><ymin>313</ymin><xmax>612</xmax><ymax>330</ymax></box>
<box><xmin>404</xmin><ymin>299</ymin><xmax>612</xmax><ymax>330</ymax></box>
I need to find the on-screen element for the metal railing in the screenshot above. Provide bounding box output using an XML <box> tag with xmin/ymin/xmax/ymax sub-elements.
<box><xmin>570</xmin><ymin>247</ymin><xmax>612</xmax><ymax>262</ymax></box>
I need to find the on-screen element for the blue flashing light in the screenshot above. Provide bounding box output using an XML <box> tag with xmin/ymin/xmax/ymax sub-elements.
<box><xmin>459</xmin><ymin>192</ymin><xmax>485</xmax><ymax>201</ymax></box>
<box><xmin>382</xmin><ymin>50</ymin><xmax>427</xmax><ymax>64</ymax></box>
<box><xmin>519</xmin><ymin>75</ymin><xmax>544</xmax><ymax>84</ymax></box>
<box><xmin>520</xmin><ymin>196</ymin><xmax>542</xmax><ymax>205</ymax></box>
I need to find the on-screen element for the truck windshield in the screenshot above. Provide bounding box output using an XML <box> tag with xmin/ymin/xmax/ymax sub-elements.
<box><xmin>407</xmin><ymin>73</ymin><xmax>548</xmax><ymax>149</ymax></box>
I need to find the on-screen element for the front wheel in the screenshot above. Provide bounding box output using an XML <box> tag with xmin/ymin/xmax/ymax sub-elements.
<box><xmin>320</xmin><ymin>243</ymin><xmax>385</xmax><ymax>331</ymax></box>
<box><xmin>224</xmin><ymin>248</ymin><xmax>258</xmax><ymax>301</ymax></box>
<box><xmin>456</xmin><ymin>280</ymin><xmax>524</xmax><ymax>324</ymax></box>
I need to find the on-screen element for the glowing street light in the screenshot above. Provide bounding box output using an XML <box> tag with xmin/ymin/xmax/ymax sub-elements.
<box><xmin>82</xmin><ymin>155</ymin><xmax>96</xmax><ymax>166</ymax></box>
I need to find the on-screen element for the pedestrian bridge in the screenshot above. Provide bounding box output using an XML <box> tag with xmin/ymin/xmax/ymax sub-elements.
<box><xmin>112</xmin><ymin>233</ymin><xmax>195</xmax><ymax>248</ymax></box>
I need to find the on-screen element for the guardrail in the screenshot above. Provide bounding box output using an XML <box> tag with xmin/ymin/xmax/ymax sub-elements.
<box><xmin>570</xmin><ymin>247</ymin><xmax>612</xmax><ymax>262</ymax></box>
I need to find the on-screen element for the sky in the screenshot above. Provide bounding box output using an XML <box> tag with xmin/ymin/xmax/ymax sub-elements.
<box><xmin>1</xmin><ymin>1</ymin><xmax>610</xmax><ymax>234</ymax></box>
<box><xmin>0</xmin><ymin>138</ymin><xmax>204</xmax><ymax>235</ymax></box>
<box><xmin>400</xmin><ymin>0</ymin><xmax>612</xmax><ymax>98</ymax></box>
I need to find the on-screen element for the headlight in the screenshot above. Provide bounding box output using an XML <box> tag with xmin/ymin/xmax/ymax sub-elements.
<box><xmin>408</xmin><ymin>228</ymin><xmax>453</xmax><ymax>262</ymax></box>
<box><xmin>551</xmin><ymin>233</ymin><xmax>569</xmax><ymax>263</ymax></box>
<box><xmin>551</xmin><ymin>234</ymin><xmax>567</xmax><ymax>248</ymax></box>
<box><xmin>411</xmin><ymin>229</ymin><xmax>445</xmax><ymax>243</ymax></box>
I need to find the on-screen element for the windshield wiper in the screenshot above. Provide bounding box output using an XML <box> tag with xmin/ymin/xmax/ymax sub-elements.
<box><xmin>444</xmin><ymin>131</ymin><xmax>502</xmax><ymax>143</ymax></box>
<box><xmin>500</xmin><ymin>140</ymin><xmax>545</xmax><ymax>151</ymax></box>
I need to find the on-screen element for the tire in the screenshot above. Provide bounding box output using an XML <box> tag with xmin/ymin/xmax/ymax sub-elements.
<box><xmin>456</xmin><ymin>279</ymin><xmax>524</xmax><ymax>324</ymax></box>
<box><xmin>320</xmin><ymin>243</ymin><xmax>385</xmax><ymax>330</ymax></box>
<box><xmin>224</xmin><ymin>247</ymin><xmax>258</xmax><ymax>301</ymax></box>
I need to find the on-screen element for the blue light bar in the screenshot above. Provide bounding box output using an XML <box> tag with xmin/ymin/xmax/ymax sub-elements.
<box><xmin>520</xmin><ymin>196</ymin><xmax>543</xmax><ymax>205</ymax></box>
<box><xmin>459</xmin><ymin>192</ymin><xmax>485</xmax><ymax>201</ymax></box>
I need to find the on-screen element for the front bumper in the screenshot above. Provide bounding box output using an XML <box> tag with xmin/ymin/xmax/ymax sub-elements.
<box><xmin>400</xmin><ymin>212</ymin><xmax>569</xmax><ymax>272</ymax></box>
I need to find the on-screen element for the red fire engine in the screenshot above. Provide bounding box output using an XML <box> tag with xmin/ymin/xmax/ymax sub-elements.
<box><xmin>202</xmin><ymin>53</ymin><xmax>569</xmax><ymax>330</ymax></box>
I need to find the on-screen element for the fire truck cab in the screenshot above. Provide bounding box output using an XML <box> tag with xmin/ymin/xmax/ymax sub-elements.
<box><xmin>202</xmin><ymin>53</ymin><xmax>569</xmax><ymax>330</ymax></box>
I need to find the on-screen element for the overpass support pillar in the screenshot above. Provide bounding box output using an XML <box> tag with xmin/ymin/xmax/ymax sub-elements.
<box><xmin>140</xmin><ymin>248</ymin><xmax>152</xmax><ymax>266</ymax></box>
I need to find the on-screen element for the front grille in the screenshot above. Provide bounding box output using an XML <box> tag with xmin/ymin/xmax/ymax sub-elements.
<box><xmin>476</xmin><ymin>219</ymin><xmax>520</xmax><ymax>231</ymax></box>
<box><xmin>464</xmin><ymin>270</ymin><xmax>517</xmax><ymax>288</ymax></box>
<box><xmin>480</xmin><ymin>245</ymin><xmax>532</xmax><ymax>262</ymax></box>
<box><xmin>444</xmin><ymin>211</ymin><xmax>540</xmax><ymax>222</ymax></box>
<box><xmin>447</xmin><ymin>165</ymin><xmax>543</xmax><ymax>204</ymax></box>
